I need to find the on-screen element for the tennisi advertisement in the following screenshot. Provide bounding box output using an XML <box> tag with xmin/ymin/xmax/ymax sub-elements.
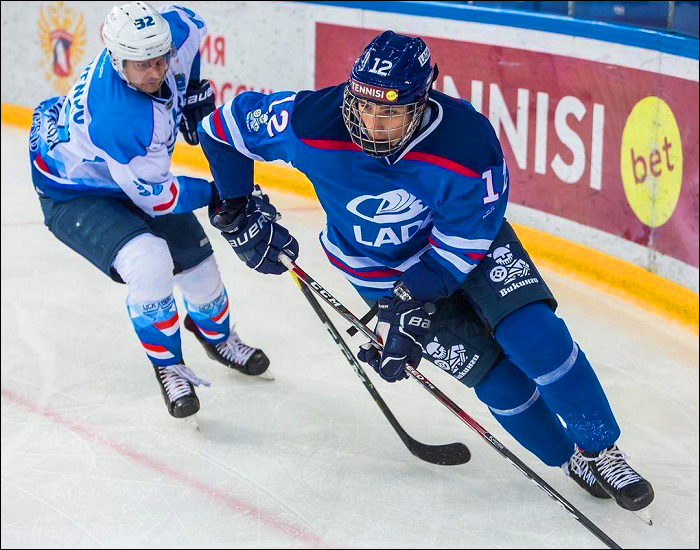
<box><xmin>315</xmin><ymin>23</ymin><xmax>699</xmax><ymax>271</ymax></box>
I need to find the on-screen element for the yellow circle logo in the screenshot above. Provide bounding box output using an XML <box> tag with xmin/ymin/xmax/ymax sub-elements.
<box><xmin>620</xmin><ymin>96</ymin><xmax>683</xmax><ymax>228</ymax></box>
<box><xmin>386</xmin><ymin>90</ymin><xmax>398</xmax><ymax>102</ymax></box>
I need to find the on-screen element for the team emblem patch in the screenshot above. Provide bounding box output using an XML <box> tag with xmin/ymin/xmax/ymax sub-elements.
<box><xmin>246</xmin><ymin>108</ymin><xmax>269</xmax><ymax>132</ymax></box>
<box><xmin>133</xmin><ymin>178</ymin><xmax>164</xmax><ymax>197</ymax></box>
<box><xmin>175</xmin><ymin>74</ymin><xmax>187</xmax><ymax>91</ymax></box>
<box><xmin>141</xmin><ymin>295</ymin><xmax>177</xmax><ymax>321</ymax></box>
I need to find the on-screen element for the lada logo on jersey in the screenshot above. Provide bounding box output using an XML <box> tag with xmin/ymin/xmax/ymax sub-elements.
<box><xmin>348</xmin><ymin>190</ymin><xmax>431</xmax><ymax>248</ymax></box>
<box><xmin>347</xmin><ymin>190</ymin><xmax>427</xmax><ymax>223</ymax></box>
<box><xmin>38</xmin><ymin>2</ymin><xmax>87</xmax><ymax>95</ymax></box>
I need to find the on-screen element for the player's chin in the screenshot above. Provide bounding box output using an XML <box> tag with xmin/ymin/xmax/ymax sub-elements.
<box><xmin>139</xmin><ymin>82</ymin><xmax>161</xmax><ymax>94</ymax></box>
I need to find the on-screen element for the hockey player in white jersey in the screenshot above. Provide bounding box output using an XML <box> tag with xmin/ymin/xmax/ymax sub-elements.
<box><xmin>28</xmin><ymin>2</ymin><xmax>270</xmax><ymax>421</ymax></box>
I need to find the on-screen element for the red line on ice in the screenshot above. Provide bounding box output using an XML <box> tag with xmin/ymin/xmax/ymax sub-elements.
<box><xmin>1</xmin><ymin>386</ymin><xmax>329</xmax><ymax>547</ymax></box>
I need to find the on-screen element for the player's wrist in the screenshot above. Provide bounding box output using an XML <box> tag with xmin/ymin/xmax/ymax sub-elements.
<box><xmin>209</xmin><ymin>196</ymin><xmax>248</xmax><ymax>231</ymax></box>
<box><xmin>394</xmin><ymin>275</ymin><xmax>440</xmax><ymax>308</ymax></box>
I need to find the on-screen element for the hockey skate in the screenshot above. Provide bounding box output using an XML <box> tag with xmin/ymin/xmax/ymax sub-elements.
<box><xmin>562</xmin><ymin>447</ymin><xmax>612</xmax><ymax>500</ymax></box>
<box><xmin>153</xmin><ymin>363</ymin><xmax>210</xmax><ymax>422</ymax></box>
<box><xmin>581</xmin><ymin>444</ymin><xmax>655</xmax><ymax>524</ymax></box>
<box><xmin>184</xmin><ymin>315</ymin><xmax>272</xmax><ymax>379</ymax></box>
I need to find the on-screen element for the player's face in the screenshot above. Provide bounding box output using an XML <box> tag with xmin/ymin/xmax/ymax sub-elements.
<box><xmin>123</xmin><ymin>55</ymin><xmax>169</xmax><ymax>94</ymax></box>
<box><xmin>358</xmin><ymin>101</ymin><xmax>411</xmax><ymax>146</ymax></box>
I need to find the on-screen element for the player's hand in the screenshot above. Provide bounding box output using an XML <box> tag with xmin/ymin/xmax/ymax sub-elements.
<box><xmin>179</xmin><ymin>79</ymin><xmax>216</xmax><ymax>145</ymax></box>
<box><xmin>249</xmin><ymin>184</ymin><xmax>279</xmax><ymax>221</ymax></box>
<box><xmin>209</xmin><ymin>192</ymin><xmax>298</xmax><ymax>275</ymax></box>
<box><xmin>357</xmin><ymin>296</ymin><xmax>433</xmax><ymax>383</ymax></box>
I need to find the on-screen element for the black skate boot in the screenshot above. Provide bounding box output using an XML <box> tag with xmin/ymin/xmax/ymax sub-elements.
<box><xmin>153</xmin><ymin>363</ymin><xmax>209</xmax><ymax>419</ymax></box>
<box><xmin>184</xmin><ymin>315</ymin><xmax>270</xmax><ymax>376</ymax></box>
<box><xmin>580</xmin><ymin>444</ymin><xmax>654</xmax><ymax>512</ymax></box>
<box><xmin>562</xmin><ymin>447</ymin><xmax>612</xmax><ymax>499</ymax></box>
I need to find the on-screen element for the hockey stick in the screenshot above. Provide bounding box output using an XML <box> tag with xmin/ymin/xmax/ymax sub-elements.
<box><xmin>289</xmin><ymin>271</ymin><xmax>471</xmax><ymax>465</ymax></box>
<box><xmin>280</xmin><ymin>254</ymin><xmax>621</xmax><ymax>550</ymax></box>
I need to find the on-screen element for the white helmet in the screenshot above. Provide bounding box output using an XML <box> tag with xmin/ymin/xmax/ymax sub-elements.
<box><xmin>102</xmin><ymin>1</ymin><xmax>174</xmax><ymax>81</ymax></box>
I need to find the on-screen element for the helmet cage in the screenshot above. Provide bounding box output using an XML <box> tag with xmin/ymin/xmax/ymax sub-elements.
<box><xmin>342</xmin><ymin>86</ymin><xmax>427</xmax><ymax>158</ymax></box>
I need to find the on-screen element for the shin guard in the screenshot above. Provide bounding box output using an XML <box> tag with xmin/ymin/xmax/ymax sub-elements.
<box><xmin>495</xmin><ymin>302</ymin><xmax>620</xmax><ymax>452</ymax></box>
<box><xmin>475</xmin><ymin>357</ymin><xmax>574</xmax><ymax>467</ymax></box>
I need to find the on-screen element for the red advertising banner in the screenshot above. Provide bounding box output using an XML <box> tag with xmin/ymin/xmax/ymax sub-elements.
<box><xmin>315</xmin><ymin>23</ymin><xmax>699</xmax><ymax>268</ymax></box>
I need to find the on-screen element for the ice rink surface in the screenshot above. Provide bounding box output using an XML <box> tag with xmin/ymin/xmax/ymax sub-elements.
<box><xmin>2</xmin><ymin>124</ymin><xmax>698</xmax><ymax>548</ymax></box>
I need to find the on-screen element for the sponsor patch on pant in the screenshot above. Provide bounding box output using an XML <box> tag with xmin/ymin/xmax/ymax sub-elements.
<box><xmin>423</xmin><ymin>336</ymin><xmax>481</xmax><ymax>380</ymax></box>
<box><xmin>485</xmin><ymin>242</ymin><xmax>540</xmax><ymax>296</ymax></box>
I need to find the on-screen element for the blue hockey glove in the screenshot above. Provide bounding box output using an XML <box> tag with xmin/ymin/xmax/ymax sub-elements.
<box><xmin>357</xmin><ymin>296</ymin><xmax>433</xmax><ymax>383</ymax></box>
<box><xmin>209</xmin><ymin>191</ymin><xmax>298</xmax><ymax>275</ymax></box>
<box><xmin>180</xmin><ymin>79</ymin><xmax>216</xmax><ymax>145</ymax></box>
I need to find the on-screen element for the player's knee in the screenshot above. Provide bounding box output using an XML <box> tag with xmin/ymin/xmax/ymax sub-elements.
<box><xmin>175</xmin><ymin>255</ymin><xmax>223</xmax><ymax>304</ymax></box>
<box><xmin>113</xmin><ymin>233</ymin><xmax>174</xmax><ymax>302</ymax></box>
<box><xmin>474</xmin><ymin>357</ymin><xmax>537</xmax><ymax>412</ymax></box>
<box><xmin>495</xmin><ymin>302</ymin><xmax>573</xmax><ymax>374</ymax></box>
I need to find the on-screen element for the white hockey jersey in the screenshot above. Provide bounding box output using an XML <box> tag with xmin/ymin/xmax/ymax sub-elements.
<box><xmin>28</xmin><ymin>5</ymin><xmax>211</xmax><ymax>216</ymax></box>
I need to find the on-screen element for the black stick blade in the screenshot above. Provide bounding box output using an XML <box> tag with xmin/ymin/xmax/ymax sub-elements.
<box><xmin>407</xmin><ymin>440</ymin><xmax>471</xmax><ymax>465</ymax></box>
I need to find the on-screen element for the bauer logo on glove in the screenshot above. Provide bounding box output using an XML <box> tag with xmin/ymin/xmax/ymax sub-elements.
<box><xmin>358</xmin><ymin>296</ymin><xmax>433</xmax><ymax>383</ymax></box>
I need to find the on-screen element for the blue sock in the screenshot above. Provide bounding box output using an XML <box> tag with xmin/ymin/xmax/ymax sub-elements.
<box><xmin>495</xmin><ymin>302</ymin><xmax>620</xmax><ymax>452</ymax></box>
<box><xmin>127</xmin><ymin>294</ymin><xmax>182</xmax><ymax>367</ymax></box>
<box><xmin>183</xmin><ymin>284</ymin><xmax>231</xmax><ymax>345</ymax></box>
<box><xmin>475</xmin><ymin>356</ymin><xmax>574</xmax><ymax>466</ymax></box>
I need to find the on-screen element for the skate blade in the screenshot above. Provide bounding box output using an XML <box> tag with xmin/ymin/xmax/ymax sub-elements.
<box><xmin>256</xmin><ymin>369</ymin><xmax>275</xmax><ymax>381</ymax></box>
<box><xmin>633</xmin><ymin>507</ymin><xmax>653</xmax><ymax>526</ymax></box>
<box><xmin>184</xmin><ymin>414</ymin><xmax>200</xmax><ymax>431</ymax></box>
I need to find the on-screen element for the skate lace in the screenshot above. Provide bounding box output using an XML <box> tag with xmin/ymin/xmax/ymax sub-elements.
<box><xmin>161</xmin><ymin>364</ymin><xmax>211</xmax><ymax>402</ymax></box>
<box><xmin>215</xmin><ymin>330</ymin><xmax>256</xmax><ymax>366</ymax></box>
<box><xmin>585</xmin><ymin>446</ymin><xmax>641</xmax><ymax>490</ymax></box>
<box><xmin>567</xmin><ymin>450</ymin><xmax>599</xmax><ymax>487</ymax></box>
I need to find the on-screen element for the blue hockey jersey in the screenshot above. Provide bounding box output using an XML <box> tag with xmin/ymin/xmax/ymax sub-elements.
<box><xmin>28</xmin><ymin>5</ymin><xmax>212</xmax><ymax>217</ymax></box>
<box><xmin>198</xmin><ymin>85</ymin><xmax>509</xmax><ymax>302</ymax></box>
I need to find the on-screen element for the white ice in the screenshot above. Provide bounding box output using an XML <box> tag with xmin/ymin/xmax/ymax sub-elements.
<box><xmin>2</xmin><ymin>124</ymin><xmax>698</xmax><ymax>549</ymax></box>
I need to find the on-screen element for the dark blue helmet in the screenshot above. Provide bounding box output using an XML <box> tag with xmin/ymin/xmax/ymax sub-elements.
<box><xmin>342</xmin><ymin>31</ymin><xmax>438</xmax><ymax>157</ymax></box>
<box><xmin>350</xmin><ymin>31</ymin><xmax>435</xmax><ymax>105</ymax></box>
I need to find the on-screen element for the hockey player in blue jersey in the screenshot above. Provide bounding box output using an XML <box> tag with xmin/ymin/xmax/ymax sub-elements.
<box><xmin>28</xmin><ymin>2</ymin><xmax>271</xmax><ymax>421</ymax></box>
<box><xmin>197</xmin><ymin>31</ymin><xmax>654</xmax><ymax>513</ymax></box>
